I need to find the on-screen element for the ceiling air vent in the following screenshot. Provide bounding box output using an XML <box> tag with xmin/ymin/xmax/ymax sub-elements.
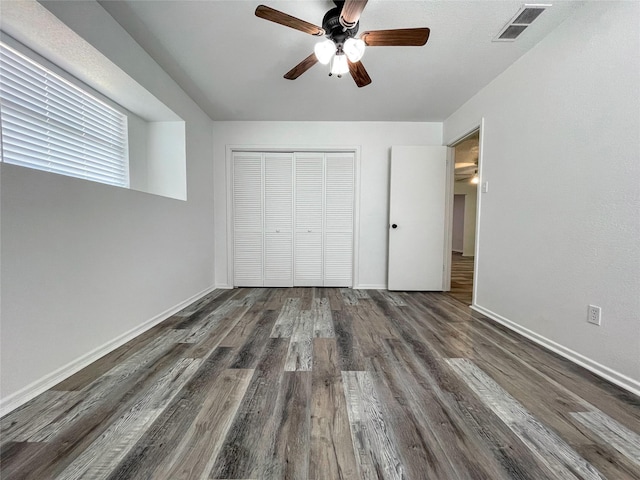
<box><xmin>494</xmin><ymin>4</ymin><xmax>551</xmax><ymax>42</ymax></box>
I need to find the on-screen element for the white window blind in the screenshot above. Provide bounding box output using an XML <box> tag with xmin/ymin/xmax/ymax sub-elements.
<box><xmin>0</xmin><ymin>42</ymin><xmax>129</xmax><ymax>187</ymax></box>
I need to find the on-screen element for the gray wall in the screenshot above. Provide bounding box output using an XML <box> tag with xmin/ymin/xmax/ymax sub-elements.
<box><xmin>444</xmin><ymin>1</ymin><xmax>640</xmax><ymax>392</ymax></box>
<box><xmin>1</xmin><ymin>1</ymin><xmax>215</xmax><ymax>409</ymax></box>
<box><xmin>452</xmin><ymin>194</ymin><xmax>465</xmax><ymax>253</ymax></box>
<box><xmin>453</xmin><ymin>182</ymin><xmax>477</xmax><ymax>257</ymax></box>
<box><xmin>212</xmin><ymin>121</ymin><xmax>443</xmax><ymax>289</ymax></box>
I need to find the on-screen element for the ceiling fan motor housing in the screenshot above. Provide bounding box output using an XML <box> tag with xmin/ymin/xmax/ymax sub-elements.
<box><xmin>323</xmin><ymin>6</ymin><xmax>359</xmax><ymax>49</ymax></box>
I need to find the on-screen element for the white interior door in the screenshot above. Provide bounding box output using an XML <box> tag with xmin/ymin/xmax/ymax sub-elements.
<box><xmin>294</xmin><ymin>153</ymin><xmax>324</xmax><ymax>286</ymax></box>
<box><xmin>233</xmin><ymin>152</ymin><xmax>264</xmax><ymax>287</ymax></box>
<box><xmin>388</xmin><ymin>146</ymin><xmax>448</xmax><ymax>291</ymax></box>
<box><xmin>264</xmin><ymin>153</ymin><xmax>293</xmax><ymax>286</ymax></box>
<box><xmin>324</xmin><ymin>153</ymin><xmax>354</xmax><ymax>287</ymax></box>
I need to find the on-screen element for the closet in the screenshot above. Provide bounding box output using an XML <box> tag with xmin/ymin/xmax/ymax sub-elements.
<box><xmin>232</xmin><ymin>151</ymin><xmax>354</xmax><ymax>287</ymax></box>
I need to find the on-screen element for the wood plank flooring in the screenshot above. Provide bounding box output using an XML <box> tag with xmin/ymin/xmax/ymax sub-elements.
<box><xmin>449</xmin><ymin>252</ymin><xmax>474</xmax><ymax>305</ymax></box>
<box><xmin>2</xmin><ymin>288</ymin><xmax>639</xmax><ymax>479</ymax></box>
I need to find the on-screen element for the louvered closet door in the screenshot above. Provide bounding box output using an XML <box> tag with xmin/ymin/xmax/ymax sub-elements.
<box><xmin>294</xmin><ymin>153</ymin><xmax>324</xmax><ymax>286</ymax></box>
<box><xmin>324</xmin><ymin>153</ymin><xmax>354</xmax><ymax>287</ymax></box>
<box><xmin>264</xmin><ymin>153</ymin><xmax>293</xmax><ymax>286</ymax></box>
<box><xmin>233</xmin><ymin>152</ymin><xmax>263</xmax><ymax>286</ymax></box>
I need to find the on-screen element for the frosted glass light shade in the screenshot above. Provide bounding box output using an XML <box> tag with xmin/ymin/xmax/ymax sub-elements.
<box><xmin>344</xmin><ymin>38</ymin><xmax>365</xmax><ymax>62</ymax></box>
<box><xmin>314</xmin><ymin>40</ymin><xmax>335</xmax><ymax>64</ymax></box>
<box><xmin>330</xmin><ymin>54</ymin><xmax>349</xmax><ymax>76</ymax></box>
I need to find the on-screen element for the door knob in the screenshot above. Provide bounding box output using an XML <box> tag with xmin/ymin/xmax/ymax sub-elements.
<box><xmin>391</xmin><ymin>224</ymin><xmax>398</xmax><ymax>229</ymax></box>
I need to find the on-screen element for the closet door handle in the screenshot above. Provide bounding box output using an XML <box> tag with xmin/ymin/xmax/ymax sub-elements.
<box><xmin>308</xmin><ymin>229</ymin><xmax>312</xmax><ymax>232</ymax></box>
<box><xmin>391</xmin><ymin>224</ymin><xmax>398</xmax><ymax>229</ymax></box>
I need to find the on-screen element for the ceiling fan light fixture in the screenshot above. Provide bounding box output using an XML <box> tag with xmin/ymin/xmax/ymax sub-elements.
<box><xmin>344</xmin><ymin>37</ymin><xmax>365</xmax><ymax>62</ymax></box>
<box><xmin>255</xmin><ymin>2</ymin><xmax>431</xmax><ymax>87</ymax></box>
<box><xmin>314</xmin><ymin>39</ymin><xmax>335</xmax><ymax>64</ymax></box>
<box><xmin>330</xmin><ymin>53</ymin><xmax>349</xmax><ymax>76</ymax></box>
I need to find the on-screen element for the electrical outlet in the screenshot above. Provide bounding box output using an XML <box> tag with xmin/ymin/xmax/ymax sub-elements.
<box><xmin>587</xmin><ymin>305</ymin><xmax>601</xmax><ymax>326</ymax></box>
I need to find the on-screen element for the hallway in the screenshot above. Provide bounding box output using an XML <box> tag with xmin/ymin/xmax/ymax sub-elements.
<box><xmin>449</xmin><ymin>252</ymin><xmax>474</xmax><ymax>305</ymax></box>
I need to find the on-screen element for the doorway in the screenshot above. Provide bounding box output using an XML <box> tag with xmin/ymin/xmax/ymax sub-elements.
<box><xmin>448</xmin><ymin>130</ymin><xmax>480</xmax><ymax>304</ymax></box>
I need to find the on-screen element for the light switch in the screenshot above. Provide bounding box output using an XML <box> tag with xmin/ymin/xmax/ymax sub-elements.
<box><xmin>482</xmin><ymin>181</ymin><xmax>489</xmax><ymax>193</ymax></box>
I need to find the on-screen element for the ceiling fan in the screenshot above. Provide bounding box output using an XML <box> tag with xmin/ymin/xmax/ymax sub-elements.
<box><xmin>255</xmin><ymin>0</ymin><xmax>430</xmax><ymax>87</ymax></box>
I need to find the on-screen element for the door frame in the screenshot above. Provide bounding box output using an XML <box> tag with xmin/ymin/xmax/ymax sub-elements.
<box><xmin>225</xmin><ymin>145</ymin><xmax>361</xmax><ymax>288</ymax></box>
<box><xmin>443</xmin><ymin>119</ymin><xmax>485</xmax><ymax>305</ymax></box>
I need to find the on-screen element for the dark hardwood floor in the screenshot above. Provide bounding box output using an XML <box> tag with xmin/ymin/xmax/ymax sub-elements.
<box><xmin>449</xmin><ymin>252</ymin><xmax>474</xmax><ymax>305</ymax></box>
<box><xmin>2</xmin><ymin>287</ymin><xmax>639</xmax><ymax>479</ymax></box>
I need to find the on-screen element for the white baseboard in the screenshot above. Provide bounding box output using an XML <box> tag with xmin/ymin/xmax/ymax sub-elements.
<box><xmin>355</xmin><ymin>284</ymin><xmax>387</xmax><ymax>290</ymax></box>
<box><xmin>471</xmin><ymin>304</ymin><xmax>640</xmax><ymax>397</ymax></box>
<box><xmin>0</xmin><ymin>285</ymin><xmax>217</xmax><ymax>417</ymax></box>
<box><xmin>214</xmin><ymin>283</ymin><xmax>233</xmax><ymax>289</ymax></box>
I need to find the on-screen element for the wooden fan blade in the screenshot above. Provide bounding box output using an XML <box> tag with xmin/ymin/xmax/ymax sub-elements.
<box><xmin>361</xmin><ymin>28</ymin><xmax>430</xmax><ymax>46</ymax></box>
<box><xmin>284</xmin><ymin>53</ymin><xmax>319</xmax><ymax>80</ymax></box>
<box><xmin>255</xmin><ymin>5</ymin><xmax>324</xmax><ymax>36</ymax></box>
<box><xmin>348</xmin><ymin>60</ymin><xmax>372</xmax><ymax>88</ymax></box>
<box><xmin>340</xmin><ymin>0</ymin><xmax>368</xmax><ymax>28</ymax></box>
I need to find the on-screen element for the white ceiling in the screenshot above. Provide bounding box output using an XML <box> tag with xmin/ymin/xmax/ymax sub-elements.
<box><xmin>99</xmin><ymin>0</ymin><xmax>584</xmax><ymax>122</ymax></box>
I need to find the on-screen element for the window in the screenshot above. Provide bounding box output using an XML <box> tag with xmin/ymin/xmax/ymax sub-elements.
<box><xmin>0</xmin><ymin>42</ymin><xmax>129</xmax><ymax>187</ymax></box>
